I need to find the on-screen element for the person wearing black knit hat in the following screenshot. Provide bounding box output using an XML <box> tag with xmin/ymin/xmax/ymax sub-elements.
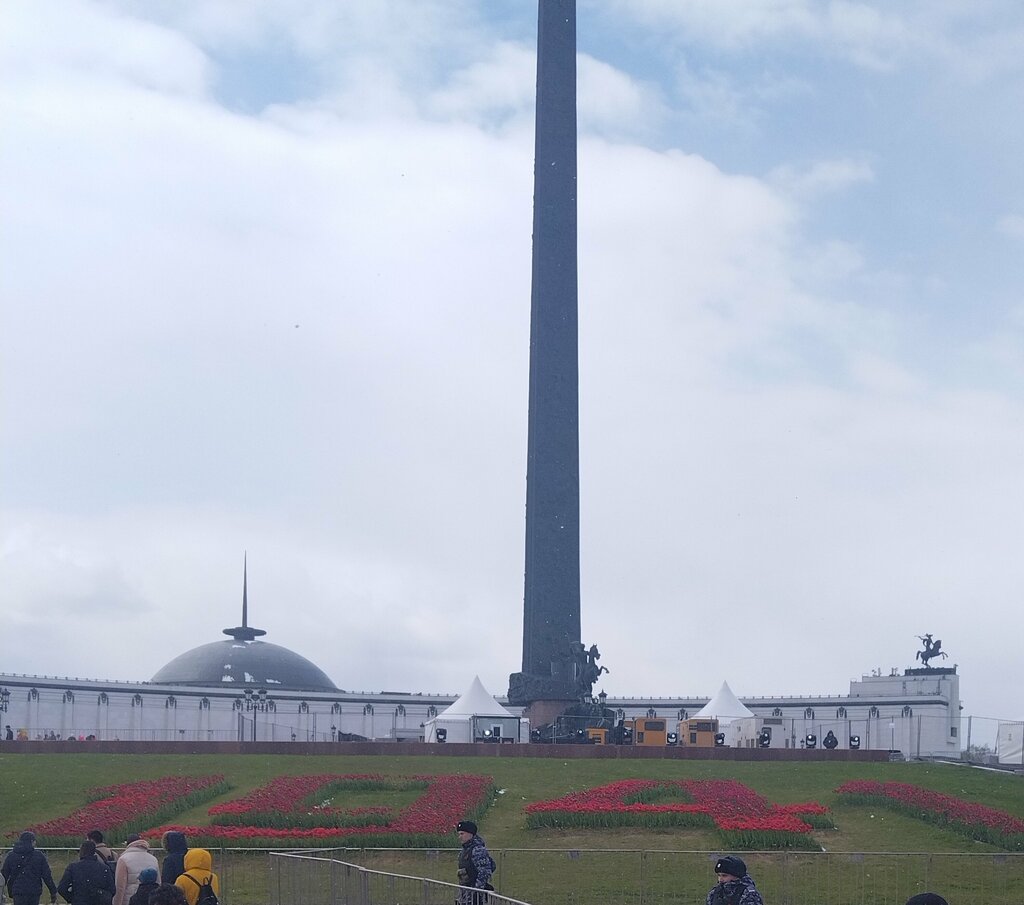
<box><xmin>455</xmin><ymin>822</ymin><xmax>494</xmax><ymax>905</ymax></box>
<box><xmin>905</xmin><ymin>895</ymin><xmax>949</xmax><ymax>905</ymax></box>
<box><xmin>705</xmin><ymin>855</ymin><xmax>764</xmax><ymax>905</ymax></box>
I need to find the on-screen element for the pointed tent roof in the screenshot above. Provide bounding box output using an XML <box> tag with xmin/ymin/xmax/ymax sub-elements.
<box><xmin>693</xmin><ymin>681</ymin><xmax>754</xmax><ymax>721</ymax></box>
<box><xmin>437</xmin><ymin>676</ymin><xmax>515</xmax><ymax>718</ymax></box>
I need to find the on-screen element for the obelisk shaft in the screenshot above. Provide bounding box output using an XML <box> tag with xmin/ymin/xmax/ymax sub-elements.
<box><xmin>509</xmin><ymin>0</ymin><xmax>580</xmax><ymax>706</ymax></box>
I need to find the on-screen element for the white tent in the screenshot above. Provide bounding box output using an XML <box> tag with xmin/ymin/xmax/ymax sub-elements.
<box><xmin>423</xmin><ymin>676</ymin><xmax>528</xmax><ymax>743</ymax></box>
<box><xmin>694</xmin><ymin>681</ymin><xmax>754</xmax><ymax>722</ymax></box>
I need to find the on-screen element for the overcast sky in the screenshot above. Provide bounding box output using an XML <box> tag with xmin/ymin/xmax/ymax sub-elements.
<box><xmin>2</xmin><ymin>1</ymin><xmax>1023</xmax><ymax>726</ymax></box>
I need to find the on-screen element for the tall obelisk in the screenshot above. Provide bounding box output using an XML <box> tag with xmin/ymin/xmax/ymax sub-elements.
<box><xmin>508</xmin><ymin>0</ymin><xmax>580</xmax><ymax>711</ymax></box>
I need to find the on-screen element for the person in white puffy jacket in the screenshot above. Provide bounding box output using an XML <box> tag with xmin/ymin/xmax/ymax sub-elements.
<box><xmin>113</xmin><ymin>836</ymin><xmax>158</xmax><ymax>905</ymax></box>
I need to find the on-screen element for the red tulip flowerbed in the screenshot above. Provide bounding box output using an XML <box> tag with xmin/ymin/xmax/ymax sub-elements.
<box><xmin>526</xmin><ymin>779</ymin><xmax>829</xmax><ymax>849</ymax></box>
<box><xmin>835</xmin><ymin>780</ymin><xmax>1024</xmax><ymax>850</ymax></box>
<box><xmin>20</xmin><ymin>775</ymin><xmax>229</xmax><ymax>847</ymax></box>
<box><xmin>151</xmin><ymin>773</ymin><xmax>496</xmax><ymax>848</ymax></box>
<box><xmin>207</xmin><ymin>774</ymin><xmax>426</xmax><ymax>828</ymax></box>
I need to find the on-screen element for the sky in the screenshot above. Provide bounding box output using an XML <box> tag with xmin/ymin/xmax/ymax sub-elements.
<box><xmin>2</xmin><ymin>1</ymin><xmax>1024</xmax><ymax>727</ymax></box>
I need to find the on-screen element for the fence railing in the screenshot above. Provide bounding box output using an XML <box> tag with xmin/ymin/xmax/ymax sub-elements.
<box><xmin>18</xmin><ymin>847</ymin><xmax>1024</xmax><ymax>905</ymax></box>
<box><xmin>266</xmin><ymin>848</ymin><xmax>1024</xmax><ymax>905</ymax></box>
<box><xmin>268</xmin><ymin>851</ymin><xmax>533</xmax><ymax>905</ymax></box>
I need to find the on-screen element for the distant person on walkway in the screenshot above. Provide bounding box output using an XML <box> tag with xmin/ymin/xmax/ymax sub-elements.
<box><xmin>173</xmin><ymin>851</ymin><xmax>219</xmax><ymax>905</ymax></box>
<box><xmin>148</xmin><ymin>885</ymin><xmax>187</xmax><ymax>905</ymax></box>
<box><xmin>906</xmin><ymin>895</ymin><xmax>949</xmax><ymax>905</ymax></box>
<box><xmin>4</xmin><ymin>725</ymin><xmax>13</xmax><ymax>740</ymax></box>
<box><xmin>113</xmin><ymin>837</ymin><xmax>157</xmax><ymax>905</ymax></box>
<box><xmin>85</xmin><ymin>833</ymin><xmax>116</xmax><ymax>868</ymax></box>
<box><xmin>57</xmin><ymin>842</ymin><xmax>114</xmax><ymax>905</ymax></box>
<box><xmin>455</xmin><ymin>821</ymin><xmax>494</xmax><ymax>905</ymax></box>
<box><xmin>705</xmin><ymin>856</ymin><xmax>764</xmax><ymax>905</ymax></box>
<box><xmin>2</xmin><ymin>832</ymin><xmax>58</xmax><ymax>905</ymax></box>
<box><xmin>159</xmin><ymin>834</ymin><xmax>188</xmax><ymax>885</ymax></box>
<box><xmin>127</xmin><ymin>869</ymin><xmax>159</xmax><ymax>905</ymax></box>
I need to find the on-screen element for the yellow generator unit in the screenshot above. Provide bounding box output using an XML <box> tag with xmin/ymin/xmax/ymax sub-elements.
<box><xmin>631</xmin><ymin>717</ymin><xmax>668</xmax><ymax>746</ymax></box>
<box><xmin>679</xmin><ymin>718</ymin><xmax>720</xmax><ymax>748</ymax></box>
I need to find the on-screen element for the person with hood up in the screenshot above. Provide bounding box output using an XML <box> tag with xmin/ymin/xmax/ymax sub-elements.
<box><xmin>455</xmin><ymin>821</ymin><xmax>494</xmax><ymax>905</ymax></box>
<box><xmin>173</xmin><ymin>851</ymin><xmax>219</xmax><ymax>905</ymax></box>
<box><xmin>159</xmin><ymin>834</ymin><xmax>188</xmax><ymax>886</ymax></box>
<box><xmin>127</xmin><ymin>869</ymin><xmax>159</xmax><ymax>905</ymax></box>
<box><xmin>705</xmin><ymin>856</ymin><xmax>764</xmax><ymax>905</ymax></box>
<box><xmin>113</xmin><ymin>837</ymin><xmax>157</xmax><ymax>905</ymax></box>
<box><xmin>57</xmin><ymin>842</ymin><xmax>115</xmax><ymax>905</ymax></box>
<box><xmin>2</xmin><ymin>832</ymin><xmax>58</xmax><ymax>905</ymax></box>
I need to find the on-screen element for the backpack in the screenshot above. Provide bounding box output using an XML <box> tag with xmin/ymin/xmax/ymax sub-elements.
<box><xmin>185</xmin><ymin>876</ymin><xmax>219</xmax><ymax>905</ymax></box>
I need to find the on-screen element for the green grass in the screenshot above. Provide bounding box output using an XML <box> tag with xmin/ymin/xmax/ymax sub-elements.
<box><xmin>3</xmin><ymin>753</ymin><xmax>1024</xmax><ymax>904</ymax></box>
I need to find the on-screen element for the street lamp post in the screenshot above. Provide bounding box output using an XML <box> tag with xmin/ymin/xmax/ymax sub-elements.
<box><xmin>243</xmin><ymin>688</ymin><xmax>272</xmax><ymax>742</ymax></box>
<box><xmin>889</xmin><ymin>721</ymin><xmax>896</xmax><ymax>752</ymax></box>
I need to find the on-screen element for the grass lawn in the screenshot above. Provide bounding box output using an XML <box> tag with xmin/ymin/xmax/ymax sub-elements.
<box><xmin>3</xmin><ymin>752</ymin><xmax>1023</xmax><ymax>904</ymax></box>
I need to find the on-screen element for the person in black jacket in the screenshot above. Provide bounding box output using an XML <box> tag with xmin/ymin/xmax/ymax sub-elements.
<box><xmin>57</xmin><ymin>842</ymin><xmax>115</xmax><ymax>905</ymax></box>
<box><xmin>2</xmin><ymin>832</ymin><xmax>58</xmax><ymax>905</ymax></box>
<box><xmin>158</xmin><ymin>834</ymin><xmax>188</xmax><ymax>886</ymax></box>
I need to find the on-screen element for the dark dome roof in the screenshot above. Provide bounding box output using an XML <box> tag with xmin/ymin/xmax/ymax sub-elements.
<box><xmin>151</xmin><ymin>639</ymin><xmax>338</xmax><ymax>692</ymax></box>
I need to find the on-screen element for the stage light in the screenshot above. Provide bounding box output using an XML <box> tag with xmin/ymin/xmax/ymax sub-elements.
<box><xmin>849</xmin><ymin>735</ymin><xmax>861</xmax><ymax>750</ymax></box>
<box><xmin>805</xmin><ymin>733</ymin><xmax>817</xmax><ymax>749</ymax></box>
<box><xmin>758</xmin><ymin>728</ymin><xmax>772</xmax><ymax>748</ymax></box>
<box><xmin>667</xmin><ymin>732</ymin><xmax>678</xmax><ymax>745</ymax></box>
<box><xmin>436</xmin><ymin>728</ymin><xmax>447</xmax><ymax>743</ymax></box>
<box><xmin>714</xmin><ymin>733</ymin><xmax>726</xmax><ymax>747</ymax></box>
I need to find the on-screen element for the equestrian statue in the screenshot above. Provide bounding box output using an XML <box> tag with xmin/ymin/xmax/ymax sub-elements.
<box><xmin>916</xmin><ymin>633</ymin><xmax>948</xmax><ymax>668</ymax></box>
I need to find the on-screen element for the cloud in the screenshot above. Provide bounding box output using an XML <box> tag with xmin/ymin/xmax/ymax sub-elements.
<box><xmin>770</xmin><ymin>158</ymin><xmax>874</xmax><ymax>199</ymax></box>
<box><xmin>1</xmin><ymin>0</ymin><xmax>211</xmax><ymax>96</ymax></box>
<box><xmin>610</xmin><ymin>0</ymin><xmax>1024</xmax><ymax>79</ymax></box>
<box><xmin>612</xmin><ymin>0</ymin><xmax>910</xmax><ymax>68</ymax></box>
<box><xmin>426</xmin><ymin>41</ymin><xmax>536</xmax><ymax>126</ymax></box>
<box><xmin>3</xmin><ymin>0</ymin><xmax>1024</xmax><ymax>723</ymax></box>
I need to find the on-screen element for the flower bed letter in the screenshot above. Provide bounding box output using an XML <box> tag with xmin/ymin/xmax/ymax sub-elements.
<box><xmin>527</xmin><ymin>778</ymin><xmax>829</xmax><ymax>849</ymax></box>
<box><xmin>18</xmin><ymin>775</ymin><xmax>230</xmax><ymax>847</ymax></box>
<box><xmin>151</xmin><ymin>773</ymin><xmax>495</xmax><ymax>848</ymax></box>
<box><xmin>836</xmin><ymin>780</ymin><xmax>1024</xmax><ymax>851</ymax></box>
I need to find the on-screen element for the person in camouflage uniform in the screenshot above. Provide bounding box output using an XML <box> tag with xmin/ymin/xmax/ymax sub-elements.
<box><xmin>455</xmin><ymin>821</ymin><xmax>493</xmax><ymax>905</ymax></box>
<box><xmin>705</xmin><ymin>856</ymin><xmax>764</xmax><ymax>905</ymax></box>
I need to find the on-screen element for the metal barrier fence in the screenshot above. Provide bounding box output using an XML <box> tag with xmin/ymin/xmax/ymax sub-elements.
<box><xmin>269</xmin><ymin>851</ymin><xmax>533</xmax><ymax>905</ymax></box>
<box><xmin>266</xmin><ymin>849</ymin><xmax>1024</xmax><ymax>905</ymax></box>
<box><xmin>19</xmin><ymin>848</ymin><xmax>1024</xmax><ymax>905</ymax></box>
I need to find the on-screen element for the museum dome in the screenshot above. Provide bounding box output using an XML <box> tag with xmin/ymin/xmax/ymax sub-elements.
<box><xmin>150</xmin><ymin>559</ymin><xmax>338</xmax><ymax>692</ymax></box>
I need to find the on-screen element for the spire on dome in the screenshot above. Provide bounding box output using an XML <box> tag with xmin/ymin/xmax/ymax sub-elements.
<box><xmin>223</xmin><ymin>553</ymin><xmax>267</xmax><ymax>642</ymax></box>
